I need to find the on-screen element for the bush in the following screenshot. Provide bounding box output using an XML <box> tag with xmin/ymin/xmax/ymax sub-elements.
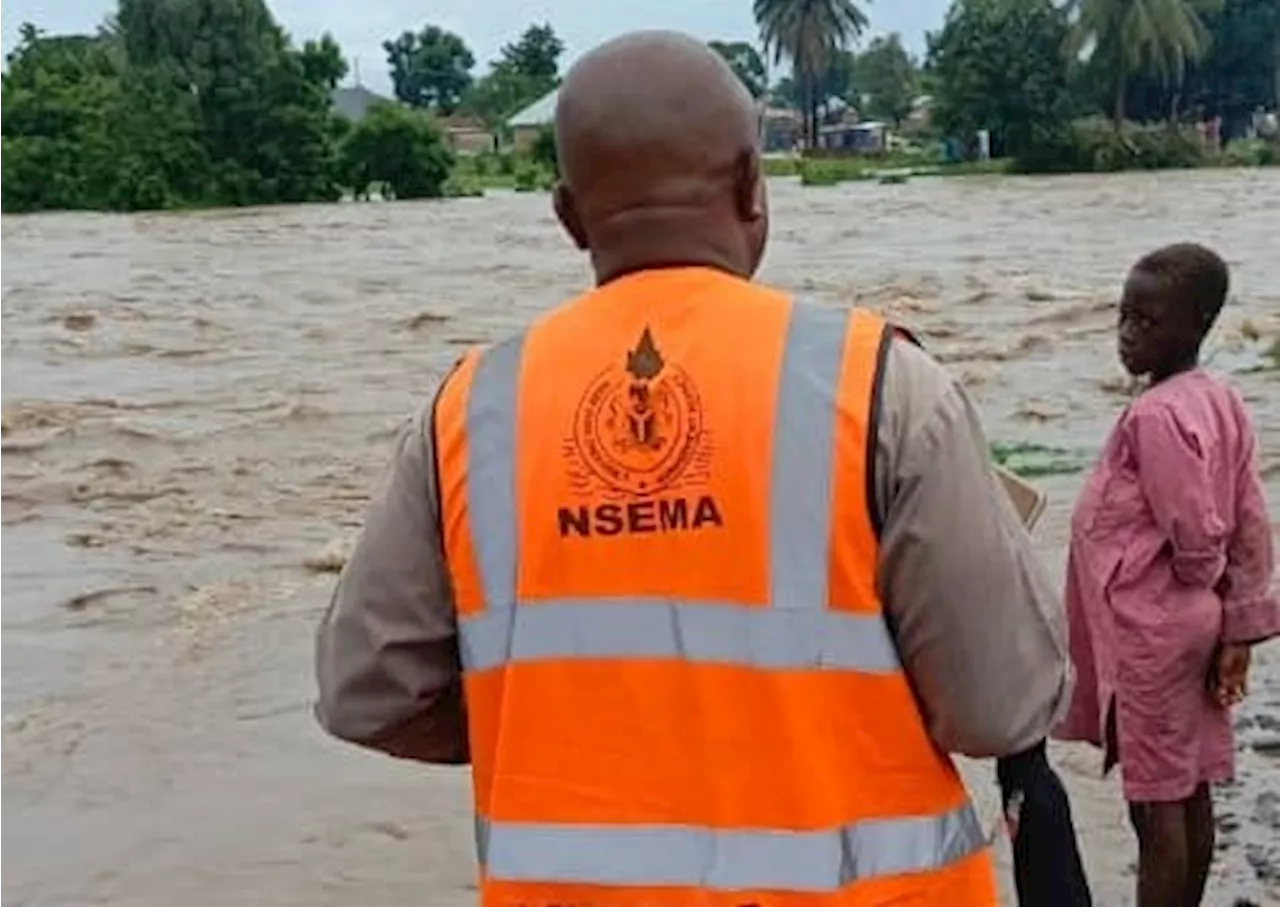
<box><xmin>340</xmin><ymin>102</ymin><xmax>454</xmax><ymax>200</ymax></box>
<box><xmin>1217</xmin><ymin>138</ymin><xmax>1277</xmax><ymax>168</ymax></box>
<box><xmin>442</xmin><ymin>174</ymin><xmax>484</xmax><ymax>198</ymax></box>
<box><xmin>530</xmin><ymin>125</ymin><xmax>558</xmax><ymax>177</ymax></box>
<box><xmin>762</xmin><ymin>157</ymin><xmax>799</xmax><ymax>177</ymax></box>
<box><xmin>798</xmin><ymin>158</ymin><xmax>871</xmax><ymax>186</ymax></box>
<box><xmin>513</xmin><ymin>163</ymin><xmax>553</xmax><ymax>192</ymax></box>
<box><xmin>1014</xmin><ymin>117</ymin><xmax>1208</xmax><ymax>174</ymax></box>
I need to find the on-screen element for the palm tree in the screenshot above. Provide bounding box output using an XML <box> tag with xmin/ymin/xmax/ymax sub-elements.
<box><xmin>755</xmin><ymin>0</ymin><xmax>869</xmax><ymax>148</ymax></box>
<box><xmin>1068</xmin><ymin>0</ymin><xmax>1221</xmax><ymax>127</ymax></box>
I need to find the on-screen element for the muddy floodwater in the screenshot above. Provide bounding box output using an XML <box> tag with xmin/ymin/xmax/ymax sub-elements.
<box><xmin>3</xmin><ymin>170</ymin><xmax>1279</xmax><ymax>906</ymax></box>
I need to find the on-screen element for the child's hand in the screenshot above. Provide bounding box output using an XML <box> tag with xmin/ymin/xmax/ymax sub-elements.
<box><xmin>1211</xmin><ymin>644</ymin><xmax>1250</xmax><ymax>707</ymax></box>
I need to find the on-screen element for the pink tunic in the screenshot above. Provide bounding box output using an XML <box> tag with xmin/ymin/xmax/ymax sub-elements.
<box><xmin>1053</xmin><ymin>368</ymin><xmax>1279</xmax><ymax>802</ymax></box>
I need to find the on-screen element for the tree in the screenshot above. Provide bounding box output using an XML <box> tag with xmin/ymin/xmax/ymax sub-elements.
<box><xmin>1068</xmin><ymin>0</ymin><xmax>1220</xmax><ymax>126</ymax></box>
<box><xmin>500</xmin><ymin>23</ymin><xmax>563</xmax><ymax>83</ymax></box>
<box><xmin>709</xmin><ymin>40</ymin><xmax>769</xmax><ymax>98</ymax></box>
<box><xmin>460</xmin><ymin>23</ymin><xmax>564</xmax><ymax>126</ymax></box>
<box><xmin>852</xmin><ymin>33</ymin><xmax>919</xmax><ymax>127</ymax></box>
<box><xmin>384</xmin><ymin>25</ymin><xmax>475</xmax><ymax>114</ymax></box>
<box><xmin>1110</xmin><ymin>0</ymin><xmax>1279</xmax><ymax>132</ymax></box>
<box><xmin>927</xmin><ymin>0</ymin><xmax>1076</xmax><ymax>158</ymax></box>
<box><xmin>755</xmin><ymin>0</ymin><xmax>870</xmax><ymax>147</ymax></box>
<box><xmin>1181</xmin><ymin>0</ymin><xmax>1279</xmax><ymax>129</ymax></box>
<box><xmin>4</xmin><ymin>0</ymin><xmax>346</xmax><ymax>212</ymax></box>
<box><xmin>120</xmin><ymin>0</ymin><xmax>343</xmax><ymax>204</ymax></box>
<box><xmin>341</xmin><ymin>102</ymin><xmax>455</xmax><ymax>199</ymax></box>
<box><xmin>300</xmin><ymin>34</ymin><xmax>348</xmax><ymax>90</ymax></box>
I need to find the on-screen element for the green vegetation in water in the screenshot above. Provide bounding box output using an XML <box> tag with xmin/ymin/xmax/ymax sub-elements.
<box><xmin>788</xmin><ymin>154</ymin><xmax>1012</xmax><ymax>187</ymax></box>
<box><xmin>989</xmin><ymin>441</ymin><xmax>1093</xmax><ymax>478</ymax></box>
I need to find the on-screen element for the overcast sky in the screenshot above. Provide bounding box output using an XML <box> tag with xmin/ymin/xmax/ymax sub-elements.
<box><xmin>2</xmin><ymin>0</ymin><xmax>951</xmax><ymax>95</ymax></box>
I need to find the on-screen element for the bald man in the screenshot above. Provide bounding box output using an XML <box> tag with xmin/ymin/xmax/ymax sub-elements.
<box><xmin>316</xmin><ymin>31</ymin><xmax>1084</xmax><ymax>906</ymax></box>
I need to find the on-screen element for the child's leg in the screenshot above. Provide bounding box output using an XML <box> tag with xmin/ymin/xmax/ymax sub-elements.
<box><xmin>1183</xmin><ymin>783</ymin><xmax>1215</xmax><ymax>906</ymax></box>
<box><xmin>1129</xmin><ymin>800</ymin><xmax>1190</xmax><ymax>907</ymax></box>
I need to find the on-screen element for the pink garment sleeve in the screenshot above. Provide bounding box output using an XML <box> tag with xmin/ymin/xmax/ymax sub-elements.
<box><xmin>1128</xmin><ymin>403</ymin><xmax>1228</xmax><ymax>588</ymax></box>
<box><xmin>1219</xmin><ymin>414</ymin><xmax>1280</xmax><ymax>645</ymax></box>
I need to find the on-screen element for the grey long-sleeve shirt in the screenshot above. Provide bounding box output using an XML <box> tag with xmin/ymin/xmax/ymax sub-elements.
<box><xmin>314</xmin><ymin>336</ymin><xmax>1070</xmax><ymax>763</ymax></box>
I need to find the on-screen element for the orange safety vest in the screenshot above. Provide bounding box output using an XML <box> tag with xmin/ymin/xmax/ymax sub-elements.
<box><xmin>434</xmin><ymin>267</ymin><xmax>996</xmax><ymax>907</ymax></box>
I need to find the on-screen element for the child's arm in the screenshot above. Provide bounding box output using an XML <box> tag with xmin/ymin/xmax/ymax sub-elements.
<box><xmin>1129</xmin><ymin>403</ymin><xmax>1228</xmax><ymax>588</ymax></box>
<box><xmin>1218</xmin><ymin>414</ymin><xmax>1280</xmax><ymax>647</ymax></box>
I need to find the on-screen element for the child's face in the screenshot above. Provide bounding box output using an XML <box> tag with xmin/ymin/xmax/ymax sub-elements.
<box><xmin>1117</xmin><ymin>269</ymin><xmax>1202</xmax><ymax>379</ymax></box>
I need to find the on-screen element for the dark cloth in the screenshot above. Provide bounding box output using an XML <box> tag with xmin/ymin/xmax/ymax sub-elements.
<box><xmin>997</xmin><ymin>740</ymin><xmax>1093</xmax><ymax>907</ymax></box>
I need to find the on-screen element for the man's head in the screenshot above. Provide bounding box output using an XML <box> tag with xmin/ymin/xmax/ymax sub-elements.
<box><xmin>553</xmin><ymin>30</ymin><xmax>768</xmax><ymax>285</ymax></box>
<box><xmin>1118</xmin><ymin>242</ymin><xmax>1229</xmax><ymax>380</ymax></box>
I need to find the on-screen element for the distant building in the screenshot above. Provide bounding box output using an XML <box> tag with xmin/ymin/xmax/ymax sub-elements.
<box><xmin>507</xmin><ymin>89</ymin><xmax>558</xmax><ymax>151</ymax></box>
<box><xmin>905</xmin><ymin>94</ymin><xmax>934</xmax><ymax>133</ymax></box>
<box><xmin>817</xmin><ymin>121</ymin><xmax>888</xmax><ymax>153</ymax></box>
<box><xmin>331</xmin><ymin>85</ymin><xmax>392</xmax><ymax>123</ymax></box>
<box><xmin>761</xmin><ymin>106</ymin><xmax>802</xmax><ymax>153</ymax></box>
<box><xmin>440</xmin><ymin>114</ymin><xmax>498</xmax><ymax>154</ymax></box>
<box><xmin>331</xmin><ymin>85</ymin><xmax>498</xmax><ymax>153</ymax></box>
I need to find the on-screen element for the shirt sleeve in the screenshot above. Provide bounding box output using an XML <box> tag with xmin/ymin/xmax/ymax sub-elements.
<box><xmin>313</xmin><ymin>397</ymin><xmax>469</xmax><ymax>764</ymax></box>
<box><xmin>1218</xmin><ymin>405</ymin><xmax>1280</xmax><ymax>645</ymax></box>
<box><xmin>874</xmin><ymin>338</ymin><xmax>1070</xmax><ymax>758</ymax></box>
<box><xmin>1127</xmin><ymin>402</ymin><xmax>1229</xmax><ymax>589</ymax></box>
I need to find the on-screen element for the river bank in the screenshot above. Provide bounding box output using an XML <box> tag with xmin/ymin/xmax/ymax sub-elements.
<box><xmin>3</xmin><ymin>169</ymin><xmax>1278</xmax><ymax>905</ymax></box>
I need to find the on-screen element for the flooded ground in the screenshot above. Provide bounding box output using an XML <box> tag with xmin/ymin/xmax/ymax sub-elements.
<box><xmin>3</xmin><ymin>169</ymin><xmax>1279</xmax><ymax>906</ymax></box>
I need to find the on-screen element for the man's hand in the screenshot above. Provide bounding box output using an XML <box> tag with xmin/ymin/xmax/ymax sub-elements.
<box><xmin>1211</xmin><ymin>643</ymin><xmax>1250</xmax><ymax>707</ymax></box>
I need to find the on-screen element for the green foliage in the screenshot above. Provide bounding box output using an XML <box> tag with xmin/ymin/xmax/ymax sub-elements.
<box><xmin>1087</xmin><ymin>0</ymin><xmax>1279</xmax><ymax>130</ymax></box>
<box><xmin>850</xmin><ymin>34</ymin><xmax>919</xmax><ymax>126</ymax></box>
<box><xmin>708</xmin><ymin>40</ymin><xmax>769</xmax><ymax>98</ymax></box>
<box><xmin>529</xmin><ymin>125</ymin><xmax>558</xmax><ymax>176</ymax></box>
<box><xmin>799</xmin><ymin>160</ymin><xmax>853</xmax><ymax>185</ymax></box>
<box><xmin>1069</xmin><ymin>0</ymin><xmax>1218</xmax><ymax>123</ymax></box>
<box><xmin>1014</xmin><ymin>117</ymin><xmax>1208</xmax><ymax>172</ymax></box>
<box><xmin>794</xmin><ymin>153</ymin><xmax>1013</xmax><ymax>185</ymax></box>
<box><xmin>2</xmin><ymin>1</ymin><xmax>343</xmax><ymax>213</ymax></box>
<box><xmin>460</xmin><ymin>24</ymin><xmax>563</xmax><ymax>127</ymax></box>
<box><xmin>383</xmin><ymin>25</ymin><xmax>475</xmax><ymax>114</ymax></box>
<box><xmin>927</xmin><ymin>0</ymin><xmax>1077</xmax><ymax>159</ymax></box>
<box><xmin>513</xmin><ymin>163</ymin><xmax>542</xmax><ymax>191</ymax></box>
<box><xmin>499</xmin><ymin>24</ymin><xmax>563</xmax><ymax>83</ymax></box>
<box><xmin>1216</xmin><ymin>137</ymin><xmax>1278</xmax><ymax>166</ymax></box>
<box><xmin>755</xmin><ymin>0</ymin><xmax>870</xmax><ymax>145</ymax></box>
<box><xmin>989</xmin><ymin>441</ymin><xmax>1091</xmax><ymax>477</ymax></box>
<box><xmin>341</xmin><ymin>103</ymin><xmax>454</xmax><ymax>199</ymax></box>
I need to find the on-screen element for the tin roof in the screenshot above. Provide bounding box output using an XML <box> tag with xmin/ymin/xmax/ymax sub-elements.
<box><xmin>508</xmin><ymin>88</ymin><xmax>558</xmax><ymax>127</ymax></box>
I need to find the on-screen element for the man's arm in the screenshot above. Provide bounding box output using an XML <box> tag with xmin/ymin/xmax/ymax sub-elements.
<box><xmin>314</xmin><ymin>399</ymin><xmax>468</xmax><ymax>764</ymax></box>
<box><xmin>873</xmin><ymin>338</ymin><xmax>1070</xmax><ymax>758</ymax></box>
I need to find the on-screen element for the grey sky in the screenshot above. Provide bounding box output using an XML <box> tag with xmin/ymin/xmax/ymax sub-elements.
<box><xmin>2</xmin><ymin>0</ymin><xmax>950</xmax><ymax>97</ymax></box>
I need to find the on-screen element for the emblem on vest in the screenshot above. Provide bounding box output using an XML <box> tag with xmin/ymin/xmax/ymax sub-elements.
<box><xmin>559</xmin><ymin>325</ymin><xmax>722</xmax><ymax>537</ymax></box>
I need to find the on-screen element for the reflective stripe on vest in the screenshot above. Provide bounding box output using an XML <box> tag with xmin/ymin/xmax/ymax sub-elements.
<box><xmin>446</xmin><ymin>297</ymin><xmax>989</xmax><ymax>895</ymax></box>
<box><xmin>475</xmin><ymin>806</ymin><xmax>985</xmax><ymax>890</ymax></box>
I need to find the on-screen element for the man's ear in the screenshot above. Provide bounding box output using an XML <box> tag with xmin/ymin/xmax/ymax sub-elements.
<box><xmin>553</xmin><ymin>183</ymin><xmax>588</xmax><ymax>250</ymax></box>
<box><xmin>733</xmin><ymin>148</ymin><xmax>764</xmax><ymax>223</ymax></box>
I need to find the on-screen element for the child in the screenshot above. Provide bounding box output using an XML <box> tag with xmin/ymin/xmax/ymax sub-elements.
<box><xmin>1054</xmin><ymin>242</ymin><xmax>1279</xmax><ymax>907</ymax></box>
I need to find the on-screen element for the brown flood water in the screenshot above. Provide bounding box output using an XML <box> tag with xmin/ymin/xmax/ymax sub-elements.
<box><xmin>3</xmin><ymin>170</ymin><xmax>1279</xmax><ymax>906</ymax></box>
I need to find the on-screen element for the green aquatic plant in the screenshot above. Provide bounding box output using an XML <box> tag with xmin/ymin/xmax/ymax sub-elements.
<box><xmin>989</xmin><ymin>440</ymin><xmax>1092</xmax><ymax>478</ymax></box>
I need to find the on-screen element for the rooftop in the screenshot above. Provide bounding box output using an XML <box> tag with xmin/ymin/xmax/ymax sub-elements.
<box><xmin>508</xmin><ymin>89</ymin><xmax>558</xmax><ymax>128</ymax></box>
<box><xmin>331</xmin><ymin>85</ymin><xmax>393</xmax><ymax>123</ymax></box>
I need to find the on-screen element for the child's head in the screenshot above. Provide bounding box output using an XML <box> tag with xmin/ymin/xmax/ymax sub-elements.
<box><xmin>1118</xmin><ymin>242</ymin><xmax>1228</xmax><ymax>379</ymax></box>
